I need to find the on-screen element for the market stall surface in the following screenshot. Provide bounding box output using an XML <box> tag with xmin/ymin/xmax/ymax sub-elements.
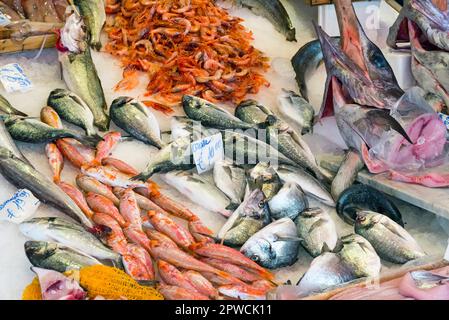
<box><xmin>0</xmin><ymin>1</ymin><xmax>448</xmax><ymax>299</ymax></box>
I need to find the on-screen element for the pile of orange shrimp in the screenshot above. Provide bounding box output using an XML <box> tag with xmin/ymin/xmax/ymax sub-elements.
<box><xmin>104</xmin><ymin>0</ymin><xmax>270</xmax><ymax>107</ymax></box>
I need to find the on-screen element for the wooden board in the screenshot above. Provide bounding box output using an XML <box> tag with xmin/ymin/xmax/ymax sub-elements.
<box><xmin>0</xmin><ymin>34</ymin><xmax>57</xmax><ymax>54</ymax></box>
<box><xmin>357</xmin><ymin>170</ymin><xmax>449</xmax><ymax>220</ymax></box>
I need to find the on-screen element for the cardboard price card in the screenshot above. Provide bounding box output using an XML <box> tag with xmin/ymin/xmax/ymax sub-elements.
<box><xmin>191</xmin><ymin>133</ymin><xmax>224</xmax><ymax>174</ymax></box>
<box><xmin>0</xmin><ymin>189</ymin><xmax>40</xmax><ymax>224</ymax></box>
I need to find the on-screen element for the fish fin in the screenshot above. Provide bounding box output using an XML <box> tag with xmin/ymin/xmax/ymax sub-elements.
<box><xmin>75</xmin><ymin>133</ymin><xmax>104</xmax><ymax>148</ymax></box>
<box><xmin>274</xmin><ymin>235</ymin><xmax>302</xmax><ymax>242</ymax></box>
<box><xmin>321</xmin><ymin>242</ymin><xmax>332</xmax><ymax>254</ymax></box>
<box><xmin>366</xmin><ymin>109</ymin><xmax>413</xmax><ymax>144</ymax></box>
<box><xmin>131</xmin><ymin>172</ymin><xmax>151</xmax><ymax>181</ymax></box>
<box><xmin>308</xmin><ymin>218</ymin><xmax>327</xmax><ymax>234</ymax></box>
<box><xmin>136</xmin><ymin>280</ymin><xmax>159</xmax><ymax>287</ymax></box>
<box><xmin>381</xmin><ymin>219</ymin><xmax>410</xmax><ymax>241</ymax></box>
<box><xmin>225</xmin><ymin>203</ymin><xmax>239</xmax><ymax>211</ymax></box>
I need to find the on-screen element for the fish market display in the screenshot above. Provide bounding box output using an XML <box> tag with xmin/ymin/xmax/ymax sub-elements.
<box><xmin>234</xmin><ymin>0</ymin><xmax>295</xmax><ymax>41</ymax></box>
<box><xmin>295</xmin><ymin>207</ymin><xmax>338</xmax><ymax>257</ymax></box>
<box><xmin>217</xmin><ymin>189</ymin><xmax>270</xmax><ymax>246</ymax></box>
<box><xmin>336</xmin><ymin>184</ymin><xmax>403</xmax><ymax>226</ymax></box>
<box><xmin>278</xmin><ymin>89</ymin><xmax>315</xmax><ymax>135</ymax></box>
<box><xmin>0</xmin><ymin>94</ymin><xmax>27</xmax><ymax>117</ymax></box>
<box><xmin>213</xmin><ymin>159</ymin><xmax>246</xmax><ymax>205</ymax></box>
<box><xmin>355</xmin><ymin>211</ymin><xmax>426</xmax><ymax>264</ymax></box>
<box><xmin>25</xmin><ymin>241</ymin><xmax>101</xmax><ymax>272</ymax></box>
<box><xmin>110</xmin><ymin>97</ymin><xmax>164</xmax><ymax>149</ymax></box>
<box><xmin>268</xmin><ymin>182</ymin><xmax>307</xmax><ymax>220</ymax></box>
<box><xmin>240</xmin><ymin>218</ymin><xmax>300</xmax><ymax>269</ymax></box>
<box><xmin>104</xmin><ymin>0</ymin><xmax>269</xmax><ymax>106</ymax></box>
<box><xmin>57</xmin><ymin>13</ymin><xmax>110</xmax><ymax>131</ymax></box>
<box><xmin>73</xmin><ymin>0</ymin><xmax>105</xmax><ymax>50</ymax></box>
<box><xmin>47</xmin><ymin>89</ymin><xmax>100</xmax><ymax>138</ymax></box>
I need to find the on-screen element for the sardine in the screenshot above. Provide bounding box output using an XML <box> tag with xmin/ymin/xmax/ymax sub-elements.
<box><xmin>355</xmin><ymin>211</ymin><xmax>426</xmax><ymax>264</ymax></box>
<box><xmin>58</xmin><ymin>19</ymin><xmax>109</xmax><ymax>131</ymax></box>
<box><xmin>73</xmin><ymin>0</ymin><xmax>105</xmax><ymax>50</ymax></box>
<box><xmin>133</xmin><ymin>136</ymin><xmax>194</xmax><ymax>181</ymax></box>
<box><xmin>276</xmin><ymin>164</ymin><xmax>335</xmax><ymax>207</ymax></box>
<box><xmin>0</xmin><ymin>94</ymin><xmax>27</xmax><ymax>116</ymax></box>
<box><xmin>0</xmin><ymin>146</ymin><xmax>93</xmax><ymax>227</ymax></box>
<box><xmin>213</xmin><ymin>159</ymin><xmax>246</xmax><ymax>205</ymax></box>
<box><xmin>247</xmin><ymin>162</ymin><xmax>282</xmax><ymax>200</ymax></box>
<box><xmin>217</xmin><ymin>189</ymin><xmax>270</xmax><ymax>246</ymax></box>
<box><xmin>3</xmin><ymin>115</ymin><xmax>101</xmax><ymax>147</ymax></box>
<box><xmin>296</xmin><ymin>252</ymin><xmax>356</xmax><ymax>296</ymax></box>
<box><xmin>19</xmin><ymin>217</ymin><xmax>121</xmax><ymax>263</ymax></box>
<box><xmin>268</xmin><ymin>182</ymin><xmax>308</xmax><ymax>220</ymax></box>
<box><xmin>182</xmin><ymin>95</ymin><xmax>255</xmax><ymax>130</ymax></box>
<box><xmin>162</xmin><ymin>170</ymin><xmax>232</xmax><ymax>217</ymax></box>
<box><xmin>240</xmin><ymin>218</ymin><xmax>300</xmax><ymax>269</ymax></box>
<box><xmin>295</xmin><ymin>207</ymin><xmax>338</xmax><ymax>257</ymax></box>
<box><xmin>24</xmin><ymin>241</ymin><xmax>101</xmax><ymax>272</ymax></box>
<box><xmin>235</xmin><ymin>0</ymin><xmax>296</xmax><ymax>41</ymax></box>
<box><xmin>278</xmin><ymin>89</ymin><xmax>314</xmax><ymax>135</ymax></box>
<box><xmin>110</xmin><ymin>97</ymin><xmax>164</xmax><ymax>149</ymax></box>
<box><xmin>336</xmin><ymin>234</ymin><xmax>381</xmax><ymax>278</ymax></box>
<box><xmin>47</xmin><ymin>88</ymin><xmax>100</xmax><ymax>138</ymax></box>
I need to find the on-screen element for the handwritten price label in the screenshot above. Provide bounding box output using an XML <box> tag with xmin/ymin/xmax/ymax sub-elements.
<box><xmin>0</xmin><ymin>12</ymin><xmax>11</xmax><ymax>27</ymax></box>
<box><xmin>191</xmin><ymin>133</ymin><xmax>224</xmax><ymax>174</ymax></box>
<box><xmin>0</xmin><ymin>189</ymin><xmax>40</xmax><ymax>224</ymax></box>
<box><xmin>0</xmin><ymin>63</ymin><xmax>33</xmax><ymax>93</ymax></box>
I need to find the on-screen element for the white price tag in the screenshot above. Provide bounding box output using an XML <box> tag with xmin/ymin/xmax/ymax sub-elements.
<box><xmin>0</xmin><ymin>63</ymin><xmax>33</xmax><ymax>93</ymax></box>
<box><xmin>191</xmin><ymin>133</ymin><xmax>224</xmax><ymax>174</ymax></box>
<box><xmin>0</xmin><ymin>12</ymin><xmax>11</xmax><ymax>27</ymax></box>
<box><xmin>0</xmin><ymin>189</ymin><xmax>40</xmax><ymax>224</ymax></box>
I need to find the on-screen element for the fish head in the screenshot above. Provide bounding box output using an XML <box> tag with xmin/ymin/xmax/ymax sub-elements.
<box><xmin>354</xmin><ymin>210</ymin><xmax>378</xmax><ymax>229</ymax></box>
<box><xmin>235</xmin><ymin>100</ymin><xmax>273</xmax><ymax>125</ymax></box>
<box><xmin>19</xmin><ymin>218</ymin><xmax>50</xmax><ymax>239</ymax></box>
<box><xmin>241</xmin><ymin>238</ymin><xmax>276</xmax><ymax>267</ymax></box>
<box><xmin>111</xmin><ymin>96</ymin><xmax>134</xmax><ymax>111</ymax></box>
<box><xmin>24</xmin><ymin>241</ymin><xmax>56</xmax><ymax>262</ymax></box>
<box><xmin>315</xmin><ymin>1</ymin><xmax>403</xmax><ymax>119</ymax></box>
<box><xmin>240</xmin><ymin>189</ymin><xmax>270</xmax><ymax>222</ymax></box>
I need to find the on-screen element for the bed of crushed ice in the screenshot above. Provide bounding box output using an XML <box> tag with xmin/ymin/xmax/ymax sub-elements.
<box><xmin>0</xmin><ymin>1</ymin><xmax>448</xmax><ymax>299</ymax></box>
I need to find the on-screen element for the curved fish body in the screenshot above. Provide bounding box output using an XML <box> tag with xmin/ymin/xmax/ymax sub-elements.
<box><xmin>162</xmin><ymin>170</ymin><xmax>232</xmax><ymax>217</ymax></box>
<box><xmin>235</xmin><ymin>0</ymin><xmax>296</xmax><ymax>41</ymax></box>
<box><xmin>295</xmin><ymin>207</ymin><xmax>338</xmax><ymax>257</ymax></box>
<box><xmin>240</xmin><ymin>218</ymin><xmax>300</xmax><ymax>269</ymax></box>
<box><xmin>291</xmin><ymin>38</ymin><xmax>339</xmax><ymax>101</ymax></box>
<box><xmin>59</xmin><ymin>46</ymin><xmax>110</xmax><ymax>131</ymax></box>
<box><xmin>24</xmin><ymin>241</ymin><xmax>101</xmax><ymax>273</ymax></box>
<box><xmin>19</xmin><ymin>217</ymin><xmax>120</xmax><ymax>262</ymax></box>
<box><xmin>213</xmin><ymin>159</ymin><xmax>246</xmax><ymax>205</ymax></box>
<box><xmin>183</xmin><ymin>95</ymin><xmax>255</xmax><ymax>130</ymax></box>
<box><xmin>278</xmin><ymin>89</ymin><xmax>315</xmax><ymax>135</ymax></box>
<box><xmin>296</xmin><ymin>252</ymin><xmax>356</xmax><ymax>297</ymax></box>
<box><xmin>276</xmin><ymin>165</ymin><xmax>335</xmax><ymax>207</ymax></box>
<box><xmin>133</xmin><ymin>136</ymin><xmax>194</xmax><ymax>181</ymax></box>
<box><xmin>73</xmin><ymin>0</ymin><xmax>105</xmax><ymax>50</ymax></box>
<box><xmin>217</xmin><ymin>189</ymin><xmax>270</xmax><ymax>246</ymax></box>
<box><xmin>336</xmin><ymin>234</ymin><xmax>381</xmax><ymax>278</ymax></box>
<box><xmin>0</xmin><ymin>147</ymin><xmax>93</xmax><ymax>227</ymax></box>
<box><xmin>355</xmin><ymin>211</ymin><xmax>426</xmax><ymax>264</ymax></box>
<box><xmin>0</xmin><ymin>94</ymin><xmax>27</xmax><ymax>116</ymax></box>
<box><xmin>47</xmin><ymin>88</ymin><xmax>99</xmax><ymax>137</ymax></box>
<box><xmin>110</xmin><ymin>97</ymin><xmax>164</xmax><ymax>149</ymax></box>
<box><xmin>268</xmin><ymin>182</ymin><xmax>308</xmax><ymax>220</ymax></box>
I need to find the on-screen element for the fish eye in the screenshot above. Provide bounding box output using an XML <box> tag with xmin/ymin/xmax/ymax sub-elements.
<box><xmin>251</xmin><ymin>255</ymin><xmax>260</xmax><ymax>262</ymax></box>
<box><xmin>369</xmin><ymin>49</ymin><xmax>387</xmax><ymax>69</ymax></box>
<box><xmin>258</xmin><ymin>201</ymin><xmax>265</xmax><ymax>208</ymax></box>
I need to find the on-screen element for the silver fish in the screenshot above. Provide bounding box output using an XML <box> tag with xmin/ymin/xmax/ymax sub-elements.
<box><xmin>268</xmin><ymin>182</ymin><xmax>308</xmax><ymax>220</ymax></box>
<box><xmin>170</xmin><ymin>116</ymin><xmax>217</xmax><ymax>141</ymax></box>
<box><xmin>162</xmin><ymin>170</ymin><xmax>233</xmax><ymax>217</ymax></box>
<box><xmin>296</xmin><ymin>252</ymin><xmax>356</xmax><ymax>296</ymax></box>
<box><xmin>19</xmin><ymin>217</ymin><xmax>120</xmax><ymax>263</ymax></box>
<box><xmin>213</xmin><ymin>159</ymin><xmax>246</xmax><ymax>205</ymax></box>
<box><xmin>0</xmin><ymin>119</ymin><xmax>29</xmax><ymax>164</ymax></box>
<box><xmin>217</xmin><ymin>189</ymin><xmax>270</xmax><ymax>246</ymax></box>
<box><xmin>278</xmin><ymin>89</ymin><xmax>315</xmax><ymax>135</ymax></box>
<box><xmin>355</xmin><ymin>211</ymin><xmax>426</xmax><ymax>264</ymax></box>
<box><xmin>25</xmin><ymin>241</ymin><xmax>101</xmax><ymax>273</ymax></box>
<box><xmin>240</xmin><ymin>218</ymin><xmax>300</xmax><ymax>269</ymax></box>
<box><xmin>73</xmin><ymin>0</ymin><xmax>106</xmax><ymax>50</ymax></box>
<box><xmin>336</xmin><ymin>234</ymin><xmax>381</xmax><ymax>278</ymax></box>
<box><xmin>295</xmin><ymin>207</ymin><xmax>338</xmax><ymax>257</ymax></box>
<box><xmin>110</xmin><ymin>97</ymin><xmax>164</xmax><ymax>149</ymax></box>
<box><xmin>0</xmin><ymin>94</ymin><xmax>27</xmax><ymax>116</ymax></box>
<box><xmin>276</xmin><ymin>164</ymin><xmax>335</xmax><ymax>207</ymax></box>
<box><xmin>0</xmin><ymin>146</ymin><xmax>93</xmax><ymax>227</ymax></box>
<box><xmin>247</xmin><ymin>162</ymin><xmax>282</xmax><ymax>200</ymax></box>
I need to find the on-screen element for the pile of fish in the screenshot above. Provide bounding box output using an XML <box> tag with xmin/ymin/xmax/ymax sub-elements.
<box><xmin>0</xmin><ymin>0</ymin><xmax>69</xmax><ymax>23</ymax></box>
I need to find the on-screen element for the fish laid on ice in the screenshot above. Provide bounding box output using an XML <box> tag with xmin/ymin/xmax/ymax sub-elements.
<box><xmin>0</xmin><ymin>94</ymin><xmax>27</xmax><ymax>117</ymax></box>
<box><xmin>217</xmin><ymin>189</ymin><xmax>270</xmax><ymax>247</ymax></box>
<box><xmin>268</xmin><ymin>182</ymin><xmax>308</xmax><ymax>220</ymax></box>
<box><xmin>247</xmin><ymin>162</ymin><xmax>282</xmax><ymax>200</ymax></box>
<box><xmin>278</xmin><ymin>89</ymin><xmax>315</xmax><ymax>135</ymax></box>
<box><xmin>76</xmin><ymin>174</ymin><xmax>119</xmax><ymax>205</ymax></box>
<box><xmin>81</xmin><ymin>165</ymin><xmax>150</xmax><ymax>189</ymax></box>
<box><xmin>213</xmin><ymin>159</ymin><xmax>246</xmax><ymax>205</ymax></box>
<box><xmin>161</xmin><ymin>170</ymin><xmax>233</xmax><ymax>217</ymax></box>
<box><xmin>240</xmin><ymin>218</ymin><xmax>300</xmax><ymax>269</ymax></box>
<box><xmin>295</xmin><ymin>208</ymin><xmax>338</xmax><ymax>257</ymax></box>
<box><xmin>110</xmin><ymin>97</ymin><xmax>164</xmax><ymax>149</ymax></box>
<box><xmin>330</xmin><ymin>149</ymin><xmax>364</xmax><ymax>201</ymax></box>
<box><xmin>73</xmin><ymin>0</ymin><xmax>105</xmax><ymax>50</ymax></box>
<box><xmin>355</xmin><ymin>211</ymin><xmax>426</xmax><ymax>264</ymax></box>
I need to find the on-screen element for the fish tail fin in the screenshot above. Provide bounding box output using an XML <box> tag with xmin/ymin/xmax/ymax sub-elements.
<box><xmin>75</xmin><ymin>133</ymin><xmax>103</xmax><ymax>148</ymax></box>
<box><xmin>131</xmin><ymin>171</ymin><xmax>152</xmax><ymax>181</ymax></box>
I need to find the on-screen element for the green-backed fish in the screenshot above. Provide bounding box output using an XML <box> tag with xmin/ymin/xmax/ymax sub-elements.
<box><xmin>247</xmin><ymin>162</ymin><xmax>282</xmax><ymax>201</ymax></box>
<box><xmin>24</xmin><ymin>241</ymin><xmax>101</xmax><ymax>273</ymax></box>
<box><xmin>278</xmin><ymin>89</ymin><xmax>314</xmax><ymax>135</ymax></box>
<box><xmin>3</xmin><ymin>116</ymin><xmax>101</xmax><ymax>147</ymax></box>
<box><xmin>47</xmin><ymin>88</ymin><xmax>100</xmax><ymax>138</ymax></box>
<box><xmin>0</xmin><ymin>94</ymin><xmax>27</xmax><ymax>117</ymax></box>
<box><xmin>73</xmin><ymin>0</ymin><xmax>106</xmax><ymax>50</ymax></box>
<box><xmin>110</xmin><ymin>97</ymin><xmax>164</xmax><ymax>149</ymax></box>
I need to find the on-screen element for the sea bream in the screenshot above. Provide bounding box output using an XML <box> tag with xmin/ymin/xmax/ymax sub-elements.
<box><xmin>315</xmin><ymin>0</ymin><xmax>449</xmax><ymax>186</ymax></box>
<box><xmin>387</xmin><ymin>0</ymin><xmax>449</xmax><ymax>108</ymax></box>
